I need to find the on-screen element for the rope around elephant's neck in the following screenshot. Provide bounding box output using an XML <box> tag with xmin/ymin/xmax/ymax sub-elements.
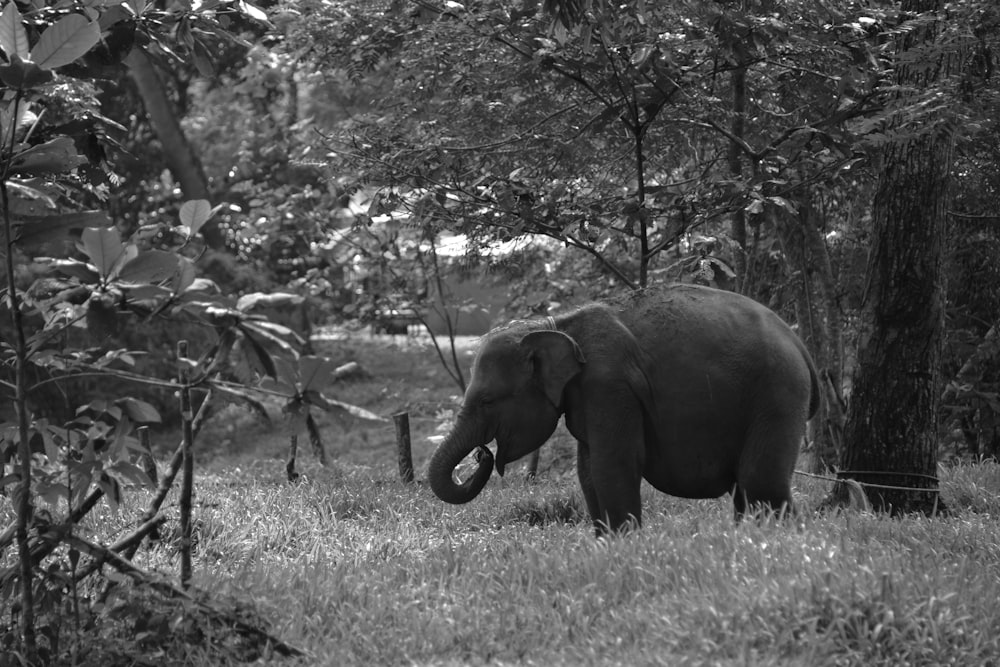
<box><xmin>546</xmin><ymin>315</ymin><xmax>557</xmax><ymax>330</ymax></box>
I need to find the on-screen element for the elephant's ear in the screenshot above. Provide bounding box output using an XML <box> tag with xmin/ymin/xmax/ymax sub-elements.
<box><xmin>520</xmin><ymin>330</ymin><xmax>586</xmax><ymax>409</ymax></box>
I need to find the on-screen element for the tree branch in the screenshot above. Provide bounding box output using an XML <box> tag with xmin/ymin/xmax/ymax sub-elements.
<box><xmin>64</xmin><ymin>532</ymin><xmax>308</xmax><ymax>658</ymax></box>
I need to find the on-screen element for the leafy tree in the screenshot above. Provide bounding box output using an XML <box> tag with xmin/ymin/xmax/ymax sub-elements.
<box><xmin>0</xmin><ymin>3</ymin><xmax>354</xmax><ymax>661</ymax></box>
<box><xmin>290</xmin><ymin>0</ymin><xmax>888</xmax><ymax>474</ymax></box>
<box><xmin>834</xmin><ymin>0</ymin><xmax>1000</xmax><ymax>513</ymax></box>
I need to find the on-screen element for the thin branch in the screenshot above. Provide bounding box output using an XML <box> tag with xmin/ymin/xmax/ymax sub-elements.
<box><xmin>123</xmin><ymin>389</ymin><xmax>214</xmax><ymax>560</ymax></box>
<box><xmin>433</xmin><ymin>103</ymin><xmax>582</xmax><ymax>153</ymax></box>
<box><xmin>948</xmin><ymin>210</ymin><xmax>1000</xmax><ymax>221</ymax></box>
<box><xmin>71</xmin><ymin>515</ymin><xmax>167</xmax><ymax>582</ymax></box>
<box><xmin>63</xmin><ymin>533</ymin><xmax>308</xmax><ymax>658</ymax></box>
<box><xmin>761</xmin><ymin>59</ymin><xmax>841</xmax><ymax>81</ymax></box>
<box><xmin>28</xmin><ymin>368</ymin><xmax>183</xmax><ymax>393</ymax></box>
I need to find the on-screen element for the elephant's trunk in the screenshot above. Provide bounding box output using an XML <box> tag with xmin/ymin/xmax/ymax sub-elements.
<box><xmin>428</xmin><ymin>416</ymin><xmax>494</xmax><ymax>504</ymax></box>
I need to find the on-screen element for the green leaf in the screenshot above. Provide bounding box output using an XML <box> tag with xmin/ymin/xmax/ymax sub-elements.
<box><xmin>236</xmin><ymin>291</ymin><xmax>304</xmax><ymax>312</ymax></box>
<box><xmin>0</xmin><ymin>3</ymin><xmax>29</xmax><ymax>60</ymax></box>
<box><xmin>122</xmin><ymin>284</ymin><xmax>170</xmax><ymax>303</ymax></box>
<box><xmin>115</xmin><ymin>398</ymin><xmax>161</xmax><ymax>424</ymax></box>
<box><xmin>0</xmin><ymin>54</ymin><xmax>53</xmax><ymax>90</ymax></box>
<box><xmin>106</xmin><ymin>461</ymin><xmax>153</xmax><ymax>488</ymax></box>
<box><xmin>117</xmin><ymin>250</ymin><xmax>180</xmax><ymax>284</ymax></box>
<box><xmin>81</xmin><ymin>227</ymin><xmax>127</xmax><ymax>280</ymax></box>
<box><xmin>179</xmin><ymin>199</ymin><xmax>212</xmax><ymax>237</ymax></box>
<box><xmin>273</xmin><ymin>355</ymin><xmax>299</xmax><ymax>388</ymax></box>
<box><xmin>12</xmin><ymin>136</ymin><xmax>88</xmax><ymax>176</ymax></box>
<box><xmin>192</xmin><ymin>39</ymin><xmax>215</xmax><ymax>78</ymax></box>
<box><xmin>309</xmin><ymin>392</ymin><xmax>384</xmax><ymax>423</ymax></box>
<box><xmin>30</xmin><ymin>14</ymin><xmax>101</xmax><ymax>70</ymax></box>
<box><xmin>171</xmin><ymin>257</ymin><xmax>197</xmax><ymax>294</ymax></box>
<box><xmin>238</xmin><ymin>0</ymin><xmax>270</xmax><ymax>24</ymax></box>
<box><xmin>15</xmin><ymin>211</ymin><xmax>111</xmax><ymax>247</ymax></box>
<box><xmin>241</xmin><ymin>319</ymin><xmax>303</xmax><ymax>349</ymax></box>
<box><xmin>259</xmin><ymin>376</ymin><xmax>296</xmax><ymax>397</ymax></box>
<box><xmin>240</xmin><ymin>328</ymin><xmax>279</xmax><ymax>379</ymax></box>
<box><xmin>36</xmin><ymin>480</ymin><xmax>71</xmax><ymax>507</ymax></box>
<box><xmin>126</xmin><ymin>0</ymin><xmax>149</xmax><ymax>17</ymax></box>
<box><xmin>297</xmin><ymin>356</ymin><xmax>339</xmax><ymax>392</ymax></box>
<box><xmin>40</xmin><ymin>258</ymin><xmax>100</xmax><ymax>283</ymax></box>
<box><xmin>39</xmin><ymin>428</ymin><xmax>61</xmax><ymax>463</ymax></box>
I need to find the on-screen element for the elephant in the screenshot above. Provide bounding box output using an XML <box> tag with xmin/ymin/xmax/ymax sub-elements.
<box><xmin>427</xmin><ymin>283</ymin><xmax>820</xmax><ymax>535</ymax></box>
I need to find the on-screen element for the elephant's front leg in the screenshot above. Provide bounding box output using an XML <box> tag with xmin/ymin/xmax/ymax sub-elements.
<box><xmin>576</xmin><ymin>441</ymin><xmax>601</xmax><ymax>533</ymax></box>
<box><xmin>578</xmin><ymin>437</ymin><xmax>643</xmax><ymax>536</ymax></box>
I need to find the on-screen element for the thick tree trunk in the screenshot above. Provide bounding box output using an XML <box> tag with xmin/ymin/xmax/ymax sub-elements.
<box><xmin>834</xmin><ymin>1</ymin><xmax>951</xmax><ymax>515</ymax></box>
<box><xmin>125</xmin><ymin>48</ymin><xmax>224</xmax><ymax>249</ymax></box>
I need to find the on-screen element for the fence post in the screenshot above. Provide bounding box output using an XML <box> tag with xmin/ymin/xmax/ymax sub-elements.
<box><xmin>177</xmin><ymin>340</ymin><xmax>194</xmax><ymax>588</ymax></box>
<box><xmin>286</xmin><ymin>434</ymin><xmax>299</xmax><ymax>482</ymax></box>
<box><xmin>393</xmin><ymin>412</ymin><xmax>414</xmax><ymax>483</ymax></box>
<box><xmin>138</xmin><ymin>426</ymin><xmax>158</xmax><ymax>485</ymax></box>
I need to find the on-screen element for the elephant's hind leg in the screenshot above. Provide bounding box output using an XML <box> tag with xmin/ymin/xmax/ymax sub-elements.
<box><xmin>733</xmin><ymin>415</ymin><xmax>801</xmax><ymax>520</ymax></box>
<box><xmin>731</xmin><ymin>483</ymin><xmax>794</xmax><ymax>521</ymax></box>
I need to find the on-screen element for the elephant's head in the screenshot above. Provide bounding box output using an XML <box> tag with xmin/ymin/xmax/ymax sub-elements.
<box><xmin>428</xmin><ymin>325</ymin><xmax>586</xmax><ymax>504</ymax></box>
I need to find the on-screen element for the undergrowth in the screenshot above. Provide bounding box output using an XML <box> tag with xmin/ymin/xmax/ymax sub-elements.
<box><xmin>5</xmin><ymin>336</ymin><xmax>1000</xmax><ymax>665</ymax></box>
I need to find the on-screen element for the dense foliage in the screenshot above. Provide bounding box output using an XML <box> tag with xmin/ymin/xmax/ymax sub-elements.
<box><xmin>2</xmin><ymin>0</ymin><xmax>1000</xmax><ymax>662</ymax></box>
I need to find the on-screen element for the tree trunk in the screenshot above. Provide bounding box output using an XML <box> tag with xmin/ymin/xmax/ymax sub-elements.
<box><xmin>728</xmin><ymin>65</ymin><xmax>748</xmax><ymax>294</ymax></box>
<box><xmin>125</xmin><ymin>48</ymin><xmax>224</xmax><ymax>249</ymax></box>
<box><xmin>834</xmin><ymin>0</ymin><xmax>951</xmax><ymax>514</ymax></box>
<box><xmin>775</xmin><ymin>196</ymin><xmax>844</xmax><ymax>473</ymax></box>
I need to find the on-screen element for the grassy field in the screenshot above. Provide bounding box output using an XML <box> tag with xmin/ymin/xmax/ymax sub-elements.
<box><xmin>12</xmin><ymin>332</ymin><xmax>1000</xmax><ymax>665</ymax></box>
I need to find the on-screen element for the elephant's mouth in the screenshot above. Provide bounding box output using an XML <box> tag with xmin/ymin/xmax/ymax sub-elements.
<box><xmin>495</xmin><ymin>454</ymin><xmax>507</xmax><ymax>476</ymax></box>
<box><xmin>493</xmin><ymin>433</ymin><xmax>531</xmax><ymax>477</ymax></box>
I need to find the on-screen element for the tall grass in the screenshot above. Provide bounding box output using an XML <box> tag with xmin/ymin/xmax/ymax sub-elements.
<box><xmin>68</xmin><ymin>459</ymin><xmax>1000</xmax><ymax>666</ymax></box>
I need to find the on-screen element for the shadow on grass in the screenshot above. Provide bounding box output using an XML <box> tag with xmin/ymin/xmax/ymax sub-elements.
<box><xmin>500</xmin><ymin>494</ymin><xmax>587</xmax><ymax>527</ymax></box>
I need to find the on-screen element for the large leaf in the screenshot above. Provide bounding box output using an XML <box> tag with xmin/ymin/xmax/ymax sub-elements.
<box><xmin>12</xmin><ymin>137</ymin><xmax>88</xmax><ymax>175</ymax></box>
<box><xmin>272</xmin><ymin>355</ymin><xmax>299</xmax><ymax>389</ymax></box>
<box><xmin>297</xmin><ymin>356</ymin><xmax>340</xmax><ymax>393</ymax></box>
<box><xmin>30</xmin><ymin>14</ymin><xmax>100</xmax><ymax>70</ymax></box>
<box><xmin>236</xmin><ymin>291</ymin><xmax>304</xmax><ymax>312</ymax></box>
<box><xmin>170</xmin><ymin>256</ymin><xmax>197</xmax><ymax>294</ymax></box>
<box><xmin>179</xmin><ymin>199</ymin><xmax>213</xmax><ymax>238</ymax></box>
<box><xmin>117</xmin><ymin>250</ymin><xmax>180</xmax><ymax>284</ymax></box>
<box><xmin>5</xmin><ymin>180</ymin><xmax>58</xmax><ymax>215</ymax></box>
<box><xmin>106</xmin><ymin>461</ymin><xmax>153</xmax><ymax>488</ymax></box>
<box><xmin>15</xmin><ymin>211</ymin><xmax>111</xmax><ymax>247</ymax></box>
<box><xmin>0</xmin><ymin>4</ymin><xmax>29</xmax><ymax>60</ymax></box>
<box><xmin>209</xmin><ymin>383</ymin><xmax>273</xmax><ymax>427</ymax></box>
<box><xmin>240</xmin><ymin>319</ymin><xmax>303</xmax><ymax>350</ymax></box>
<box><xmin>307</xmin><ymin>392</ymin><xmax>385</xmax><ymax>423</ymax></box>
<box><xmin>80</xmin><ymin>227</ymin><xmax>126</xmax><ymax>280</ymax></box>
<box><xmin>39</xmin><ymin>257</ymin><xmax>99</xmax><ymax>283</ymax></box>
<box><xmin>240</xmin><ymin>328</ymin><xmax>279</xmax><ymax>379</ymax></box>
<box><xmin>0</xmin><ymin>54</ymin><xmax>53</xmax><ymax>90</ymax></box>
<box><xmin>238</xmin><ymin>0</ymin><xmax>270</xmax><ymax>24</ymax></box>
<box><xmin>115</xmin><ymin>397</ymin><xmax>161</xmax><ymax>424</ymax></box>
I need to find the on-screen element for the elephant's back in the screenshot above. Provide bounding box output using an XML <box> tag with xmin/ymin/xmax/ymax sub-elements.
<box><xmin>615</xmin><ymin>282</ymin><xmax>814</xmax><ymax>421</ymax></box>
<box><xmin>613</xmin><ymin>284</ymin><xmax>793</xmax><ymax>353</ymax></box>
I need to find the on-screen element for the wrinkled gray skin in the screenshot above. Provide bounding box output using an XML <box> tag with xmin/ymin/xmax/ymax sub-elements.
<box><xmin>428</xmin><ymin>284</ymin><xmax>820</xmax><ymax>535</ymax></box>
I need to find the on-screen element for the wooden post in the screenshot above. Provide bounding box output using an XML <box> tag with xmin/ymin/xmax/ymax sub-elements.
<box><xmin>177</xmin><ymin>341</ymin><xmax>194</xmax><ymax>588</ymax></box>
<box><xmin>138</xmin><ymin>426</ymin><xmax>158</xmax><ymax>485</ymax></box>
<box><xmin>393</xmin><ymin>412</ymin><xmax>414</xmax><ymax>483</ymax></box>
<box><xmin>305</xmin><ymin>411</ymin><xmax>328</xmax><ymax>466</ymax></box>
<box><xmin>286</xmin><ymin>434</ymin><xmax>299</xmax><ymax>482</ymax></box>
